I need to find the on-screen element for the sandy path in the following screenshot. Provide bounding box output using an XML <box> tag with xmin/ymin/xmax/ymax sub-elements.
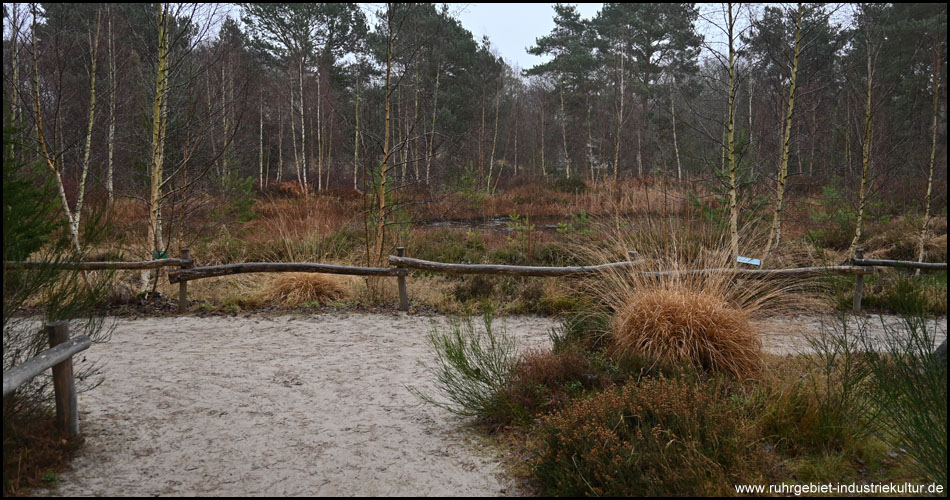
<box><xmin>755</xmin><ymin>314</ymin><xmax>946</xmax><ymax>355</ymax></box>
<box><xmin>38</xmin><ymin>312</ymin><xmax>945</xmax><ymax>496</ymax></box>
<box><xmin>41</xmin><ymin>313</ymin><xmax>557</xmax><ymax>497</ymax></box>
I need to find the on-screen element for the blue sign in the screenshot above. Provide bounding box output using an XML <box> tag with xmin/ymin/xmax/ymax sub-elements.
<box><xmin>737</xmin><ymin>256</ymin><xmax>761</xmax><ymax>266</ymax></box>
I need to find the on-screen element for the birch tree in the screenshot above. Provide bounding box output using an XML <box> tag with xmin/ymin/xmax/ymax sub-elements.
<box><xmin>848</xmin><ymin>6</ymin><xmax>879</xmax><ymax>259</ymax></box>
<box><xmin>763</xmin><ymin>3</ymin><xmax>803</xmax><ymax>258</ymax></box>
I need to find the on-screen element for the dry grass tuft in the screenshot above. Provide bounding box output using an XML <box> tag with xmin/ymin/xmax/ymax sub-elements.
<box><xmin>580</xmin><ymin>219</ymin><xmax>812</xmax><ymax>379</ymax></box>
<box><xmin>256</xmin><ymin>273</ymin><xmax>349</xmax><ymax>306</ymax></box>
<box><xmin>611</xmin><ymin>288</ymin><xmax>762</xmax><ymax>379</ymax></box>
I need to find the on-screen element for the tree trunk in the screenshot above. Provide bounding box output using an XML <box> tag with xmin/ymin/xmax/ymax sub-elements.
<box><xmin>107</xmin><ymin>6</ymin><xmax>116</xmax><ymax>205</ymax></box>
<box><xmin>540</xmin><ymin>105</ymin><xmax>546</xmax><ymax>177</ymax></box>
<box><xmin>290</xmin><ymin>77</ymin><xmax>302</xmax><ymax>189</ymax></box>
<box><xmin>479</xmin><ymin>90</ymin><xmax>485</xmax><ymax>179</ymax></box>
<box><xmin>848</xmin><ymin>27</ymin><xmax>874</xmax><ymax>260</ymax></box>
<box><xmin>259</xmin><ymin>91</ymin><xmax>264</xmax><ymax>189</ymax></box>
<box><xmin>147</xmin><ymin>2</ymin><xmax>171</xmax><ymax>289</ymax></box>
<box><xmin>374</xmin><ymin>11</ymin><xmax>395</xmax><ymax>270</ymax></box>
<box><xmin>917</xmin><ymin>47</ymin><xmax>941</xmax><ymax>273</ymax></box>
<box><xmin>726</xmin><ymin>3</ymin><xmax>740</xmax><ymax>265</ymax></box>
<box><xmin>30</xmin><ymin>4</ymin><xmax>82</xmax><ymax>257</ymax></box>
<box><xmin>220</xmin><ymin>64</ymin><xmax>228</xmax><ymax>178</ymax></box>
<box><xmin>9</xmin><ymin>3</ymin><xmax>21</xmax><ymax>154</ymax></box>
<box><xmin>845</xmin><ymin>97</ymin><xmax>852</xmax><ymax>173</ymax></box>
<box><xmin>487</xmin><ymin>92</ymin><xmax>500</xmax><ymax>193</ymax></box>
<box><xmin>560</xmin><ymin>82</ymin><xmax>570</xmax><ymax>179</ymax></box>
<box><xmin>764</xmin><ymin>3</ymin><xmax>802</xmax><ymax>258</ymax></box>
<box><xmin>353</xmin><ymin>73</ymin><xmax>360</xmax><ymax>190</ymax></box>
<box><xmin>206</xmin><ymin>71</ymin><xmax>219</xmax><ymax>178</ymax></box>
<box><xmin>613</xmin><ymin>42</ymin><xmax>625</xmax><ymax>184</ymax></box>
<box><xmin>299</xmin><ymin>57</ymin><xmax>308</xmax><ymax>195</ymax></box>
<box><xmin>316</xmin><ymin>63</ymin><xmax>323</xmax><ymax>191</ymax></box>
<box><xmin>671</xmin><ymin>76</ymin><xmax>682</xmax><ymax>181</ymax></box>
<box><xmin>75</xmin><ymin>7</ymin><xmax>102</xmax><ymax>240</ymax></box>
<box><xmin>277</xmin><ymin>105</ymin><xmax>283</xmax><ymax>183</ymax></box>
<box><xmin>425</xmin><ymin>64</ymin><xmax>440</xmax><ymax>185</ymax></box>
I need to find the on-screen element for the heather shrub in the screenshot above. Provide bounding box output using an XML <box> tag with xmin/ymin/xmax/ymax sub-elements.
<box><xmin>502</xmin><ymin>348</ymin><xmax>592</xmax><ymax>419</ymax></box>
<box><xmin>533</xmin><ymin>376</ymin><xmax>755</xmax><ymax>496</ymax></box>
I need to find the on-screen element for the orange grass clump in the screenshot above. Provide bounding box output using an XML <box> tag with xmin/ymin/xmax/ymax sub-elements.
<box><xmin>610</xmin><ymin>288</ymin><xmax>762</xmax><ymax>379</ymax></box>
<box><xmin>256</xmin><ymin>273</ymin><xmax>349</xmax><ymax>306</ymax></box>
<box><xmin>580</xmin><ymin>218</ymin><xmax>811</xmax><ymax>380</ymax></box>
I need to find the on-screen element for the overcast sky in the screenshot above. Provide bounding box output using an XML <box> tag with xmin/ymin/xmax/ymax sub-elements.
<box><xmin>451</xmin><ymin>3</ymin><xmax>604</xmax><ymax>71</ymax></box>
<box><xmin>4</xmin><ymin>3</ymin><xmax>853</xmax><ymax>67</ymax></box>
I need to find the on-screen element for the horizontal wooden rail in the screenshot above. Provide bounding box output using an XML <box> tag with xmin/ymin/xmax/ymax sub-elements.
<box><xmin>389</xmin><ymin>255</ymin><xmax>643</xmax><ymax>277</ymax></box>
<box><xmin>650</xmin><ymin>265</ymin><xmax>876</xmax><ymax>279</ymax></box>
<box><xmin>168</xmin><ymin>262</ymin><xmax>408</xmax><ymax>284</ymax></box>
<box><xmin>2</xmin><ymin>335</ymin><xmax>91</xmax><ymax>398</ymax></box>
<box><xmin>852</xmin><ymin>258</ymin><xmax>947</xmax><ymax>271</ymax></box>
<box><xmin>389</xmin><ymin>256</ymin><xmax>873</xmax><ymax>279</ymax></box>
<box><xmin>4</xmin><ymin>258</ymin><xmax>192</xmax><ymax>271</ymax></box>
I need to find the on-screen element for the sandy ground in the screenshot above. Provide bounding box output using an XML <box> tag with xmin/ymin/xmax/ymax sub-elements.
<box><xmin>37</xmin><ymin>312</ymin><xmax>945</xmax><ymax>497</ymax></box>
<box><xmin>755</xmin><ymin>314</ymin><xmax>946</xmax><ymax>355</ymax></box>
<box><xmin>38</xmin><ymin>313</ymin><xmax>557</xmax><ymax>497</ymax></box>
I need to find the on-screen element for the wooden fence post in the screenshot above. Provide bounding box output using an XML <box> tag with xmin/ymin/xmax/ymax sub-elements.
<box><xmin>853</xmin><ymin>248</ymin><xmax>865</xmax><ymax>313</ymax></box>
<box><xmin>178</xmin><ymin>248</ymin><xmax>192</xmax><ymax>313</ymax></box>
<box><xmin>46</xmin><ymin>322</ymin><xmax>79</xmax><ymax>438</ymax></box>
<box><xmin>396</xmin><ymin>247</ymin><xmax>409</xmax><ymax>312</ymax></box>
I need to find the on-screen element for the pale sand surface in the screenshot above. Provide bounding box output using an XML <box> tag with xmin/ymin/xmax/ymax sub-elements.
<box><xmin>755</xmin><ymin>314</ymin><xmax>946</xmax><ymax>355</ymax></box>
<box><xmin>38</xmin><ymin>312</ymin><xmax>945</xmax><ymax>496</ymax></box>
<box><xmin>40</xmin><ymin>313</ymin><xmax>557</xmax><ymax>497</ymax></box>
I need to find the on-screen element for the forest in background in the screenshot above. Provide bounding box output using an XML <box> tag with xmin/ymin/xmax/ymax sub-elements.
<box><xmin>3</xmin><ymin>2</ymin><xmax>947</xmax><ymax>272</ymax></box>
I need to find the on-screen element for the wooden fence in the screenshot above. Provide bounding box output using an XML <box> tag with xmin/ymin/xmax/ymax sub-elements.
<box><xmin>2</xmin><ymin>323</ymin><xmax>91</xmax><ymax>437</ymax></box>
<box><xmin>846</xmin><ymin>248</ymin><xmax>948</xmax><ymax>312</ymax></box>
<box><xmin>5</xmin><ymin>250</ymin><xmax>195</xmax><ymax>313</ymax></box>
<box><xmin>6</xmin><ymin>246</ymin><xmax>946</xmax><ymax>314</ymax></box>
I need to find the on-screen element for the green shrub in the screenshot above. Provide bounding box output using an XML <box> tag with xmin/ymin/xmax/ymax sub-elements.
<box><xmin>550</xmin><ymin>176</ymin><xmax>587</xmax><ymax>194</ymax></box>
<box><xmin>410</xmin><ymin>228</ymin><xmax>486</xmax><ymax>265</ymax></box>
<box><xmin>549</xmin><ymin>310</ymin><xmax>611</xmax><ymax>354</ymax></box>
<box><xmin>452</xmin><ymin>275</ymin><xmax>496</xmax><ymax>303</ymax></box>
<box><xmin>3</xmin><ymin>124</ymin><xmax>114</xmax><ymax>495</ymax></box>
<box><xmin>2</xmin><ymin>136</ymin><xmax>63</xmax><ymax>261</ymax></box>
<box><xmin>556</xmin><ymin>211</ymin><xmax>594</xmax><ymax>235</ymax></box>
<box><xmin>859</xmin><ymin>311</ymin><xmax>947</xmax><ymax>488</ymax></box>
<box><xmin>410</xmin><ymin>311</ymin><xmax>521</xmax><ymax>427</ymax></box>
<box><xmin>214</xmin><ymin>172</ymin><xmax>259</xmax><ymax>224</ymax></box>
<box><xmin>805</xmin><ymin>180</ymin><xmax>883</xmax><ymax>251</ymax></box>
<box><xmin>799</xmin><ymin>312</ymin><xmax>875</xmax><ymax>452</ymax></box>
<box><xmin>533</xmin><ymin>242</ymin><xmax>582</xmax><ymax>267</ymax></box>
<box><xmin>839</xmin><ymin>272</ymin><xmax>947</xmax><ymax>316</ymax></box>
<box><xmin>297</xmin><ymin>226</ymin><xmax>363</xmax><ymax>261</ymax></box>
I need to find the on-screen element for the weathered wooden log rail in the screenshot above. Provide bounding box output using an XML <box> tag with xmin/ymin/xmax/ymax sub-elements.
<box><xmin>7</xmin><ymin>246</ymin><xmax>945</xmax><ymax>314</ymax></box>
<box><xmin>387</xmin><ymin>256</ymin><xmax>871</xmax><ymax>279</ymax></box>
<box><xmin>4</xmin><ymin>258</ymin><xmax>191</xmax><ymax>271</ymax></box>
<box><xmin>852</xmin><ymin>258</ymin><xmax>947</xmax><ymax>271</ymax></box>
<box><xmin>2</xmin><ymin>323</ymin><xmax>91</xmax><ymax>437</ymax></box>
<box><xmin>387</xmin><ymin>255</ymin><xmax>643</xmax><ymax>277</ymax></box>
<box><xmin>167</xmin><ymin>262</ymin><xmax>408</xmax><ymax>284</ymax></box>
